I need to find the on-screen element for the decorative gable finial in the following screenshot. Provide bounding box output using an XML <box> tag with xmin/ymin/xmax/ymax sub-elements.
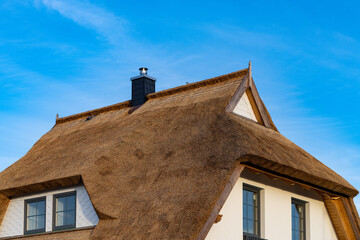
<box><xmin>248</xmin><ymin>61</ymin><xmax>252</xmax><ymax>82</ymax></box>
<box><xmin>56</xmin><ymin>113</ymin><xmax>59</xmax><ymax>119</ymax></box>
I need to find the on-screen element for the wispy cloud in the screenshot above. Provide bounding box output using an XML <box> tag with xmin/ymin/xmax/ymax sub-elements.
<box><xmin>35</xmin><ymin>0</ymin><xmax>127</xmax><ymax>45</ymax></box>
<box><xmin>0</xmin><ymin>55</ymin><xmax>105</xmax><ymax>111</ymax></box>
<box><xmin>203</xmin><ymin>24</ymin><xmax>289</xmax><ymax>50</ymax></box>
<box><xmin>33</xmin><ymin>0</ymin><xmax>202</xmax><ymax>91</ymax></box>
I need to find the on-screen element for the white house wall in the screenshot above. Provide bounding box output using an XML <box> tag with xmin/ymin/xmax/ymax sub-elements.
<box><xmin>206</xmin><ymin>176</ymin><xmax>338</xmax><ymax>240</ymax></box>
<box><xmin>0</xmin><ymin>185</ymin><xmax>99</xmax><ymax>238</ymax></box>
<box><xmin>232</xmin><ymin>92</ymin><xmax>258</xmax><ymax>122</ymax></box>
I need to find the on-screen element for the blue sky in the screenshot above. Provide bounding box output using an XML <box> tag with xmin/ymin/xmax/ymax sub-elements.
<box><xmin>1</xmin><ymin>0</ymin><xmax>360</xmax><ymax>206</ymax></box>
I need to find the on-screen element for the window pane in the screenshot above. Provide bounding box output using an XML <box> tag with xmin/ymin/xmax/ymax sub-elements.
<box><xmin>243</xmin><ymin>219</ymin><xmax>248</xmax><ymax>233</ymax></box>
<box><xmin>248</xmin><ymin>205</ymin><xmax>254</xmax><ymax>220</ymax></box>
<box><xmin>25</xmin><ymin>198</ymin><xmax>45</xmax><ymax>232</ymax></box>
<box><xmin>56</xmin><ymin>197</ymin><xmax>66</xmax><ymax>212</ymax></box>
<box><xmin>248</xmin><ymin>219</ymin><xmax>254</xmax><ymax>234</ymax></box>
<box><xmin>27</xmin><ymin>216</ymin><xmax>37</xmax><ymax>231</ymax></box>
<box><xmin>243</xmin><ymin>186</ymin><xmax>260</xmax><ymax>236</ymax></box>
<box><xmin>36</xmin><ymin>215</ymin><xmax>45</xmax><ymax>229</ymax></box>
<box><xmin>55</xmin><ymin>193</ymin><xmax>76</xmax><ymax>228</ymax></box>
<box><xmin>292</xmin><ymin>200</ymin><xmax>305</xmax><ymax>240</ymax></box>
<box><xmin>243</xmin><ymin>191</ymin><xmax>247</xmax><ymax>204</ymax></box>
<box><xmin>244</xmin><ymin>205</ymin><xmax>248</xmax><ymax>219</ymax></box>
<box><xmin>27</xmin><ymin>203</ymin><xmax>37</xmax><ymax>216</ymax></box>
<box><xmin>65</xmin><ymin>210</ymin><xmax>75</xmax><ymax>225</ymax></box>
<box><xmin>66</xmin><ymin>196</ymin><xmax>76</xmax><ymax>210</ymax></box>
<box><xmin>247</xmin><ymin>191</ymin><xmax>253</xmax><ymax>205</ymax></box>
<box><xmin>38</xmin><ymin>201</ymin><xmax>45</xmax><ymax>215</ymax></box>
<box><xmin>56</xmin><ymin>211</ymin><xmax>64</xmax><ymax>226</ymax></box>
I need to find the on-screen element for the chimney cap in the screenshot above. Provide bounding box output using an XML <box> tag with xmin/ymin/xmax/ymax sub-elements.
<box><xmin>139</xmin><ymin>67</ymin><xmax>148</xmax><ymax>75</ymax></box>
<box><xmin>131</xmin><ymin>67</ymin><xmax>156</xmax><ymax>81</ymax></box>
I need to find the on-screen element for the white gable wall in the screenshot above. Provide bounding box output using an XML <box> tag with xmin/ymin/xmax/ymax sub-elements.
<box><xmin>0</xmin><ymin>185</ymin><xmax>99</xmax><ymax>238</ymax></box>
<box><xmin>232</xmin><ymin>92</ymin><xmax>258</xmax><ymax>122</ymax></box>
<box><xmin>206</xmin><ymin>177</ymin><xmax>338</xmax><ymax>240</ymax></box>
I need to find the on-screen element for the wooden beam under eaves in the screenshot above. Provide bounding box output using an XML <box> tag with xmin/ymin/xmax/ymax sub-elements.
<box><xmin>323</xmin><ymin>194</ymin><xmax>360</xmax><ymax>240</ymax></box>
<box><xmin>244</xmin><ymin>165</ymin><xmax>340</xmax><ymax>197</ymax></box>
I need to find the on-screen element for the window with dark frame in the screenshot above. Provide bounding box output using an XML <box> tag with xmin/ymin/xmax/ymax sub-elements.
<box><xmin>24</xmin><ymin>197</ymin><xmax>46</xmax><ymax>235</ymax></box>
<box><xmin>53</xmin><ymin>191</ymin><xmax>76</xmax><ymax>231</ymax></box>
<box><xmin>243</xmin><ymin>184</ymin><xmax>261</xmax><ymax>238</ymax></box>
<box><xmin>292</xmin><ymin>198</ymin><xmax>306</xmax><ymax>240</ymax></box>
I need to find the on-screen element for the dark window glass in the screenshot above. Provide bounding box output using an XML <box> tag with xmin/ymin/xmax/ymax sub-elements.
<box><xmin>24</xmin><ymin>197</ymin><xmax>46</xmax><ymax>234</ymax></box>
<box><xmin>292</xmin><ymin>198</ymin><xmax>306</xmax><ymax>240</ymax></box>
<box><xmin>53</xmin><ymin>192</ymin><xmax>76</xmax><ymax>230</ymax></box>
<box><xmin>243</xmin><ymin>184</ymin><xmax>260</xmax><ymax>237</ymax></box>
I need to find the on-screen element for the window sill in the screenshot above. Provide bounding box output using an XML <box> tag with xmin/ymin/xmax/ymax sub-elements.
<box><xmin>0</xmin><ymin>226</ymin><xmax>95</xmax><ymax>240</ymax></box>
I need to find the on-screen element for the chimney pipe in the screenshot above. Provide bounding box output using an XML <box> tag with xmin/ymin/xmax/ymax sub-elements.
<box><xmin>130</xmin><ymin>67</ymin><xmax>156</xmax><ymax>106</ymax></box>
<box><xmin>139</xmin><ymin>67</ymin><xmax>148</xmax><ymax>76</ymax></box>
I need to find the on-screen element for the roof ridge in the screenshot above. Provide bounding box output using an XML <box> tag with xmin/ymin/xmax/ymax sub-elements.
<box><xmin>148</xmin><ymin>68</ymin><xmax>248</xmax><ymax>99</ymax></box>
<box><xmin>55</xmin><ymin>68</ymin><xmax>248</xmax><ymax>125</ymax></box>
<box><xmin>55</xmin><ymin>101</ymin><xmax>131</xmax><ymax>125</ymax></box>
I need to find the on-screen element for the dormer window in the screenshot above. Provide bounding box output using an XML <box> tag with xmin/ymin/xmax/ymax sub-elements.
<box><xmin>0</xmin><ymin>186</ymin><xmax>99</xmax><ymax>238</ymax></box>
<box><xmin>24</xmin><ymin>197</ymin><xmax>46</xmax><ymax>235</ymax></box>
<box><xmin>53</xmin><ymin>191</ymin><xmax>76</xmax><ymax>231</ymax></box>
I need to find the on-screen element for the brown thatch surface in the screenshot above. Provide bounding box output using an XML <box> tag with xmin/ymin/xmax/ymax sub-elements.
<box><xmin>0</xmin><ymin>68</ymin><xmax>358</xmax><ymax>239</ymax></box>
<box><xmin>0</xmin><ymin>228</ymin><xmax>94</xmax><ymax>240</ymax></box>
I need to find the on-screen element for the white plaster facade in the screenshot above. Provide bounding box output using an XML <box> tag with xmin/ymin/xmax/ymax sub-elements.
<box><xmin>233</xmin><ymin>92</ymin><xmax>258</xmax><ymax>122</ymax></box>
<box><xmin>0</xmin><ymin>185</ymin><xmax>99</xmax><ymax>238</ymax></box>
<box><xmin>206</xmin><ymin>176</ymin><xmax>338</xmax><ymax>240</ymax></box>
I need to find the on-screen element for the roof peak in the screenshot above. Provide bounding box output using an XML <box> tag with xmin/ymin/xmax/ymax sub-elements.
<box><xmin>55</xmin><ymin>68</ymin><xmax>248</xmax><ymax>125</ymax></box>
<box><xmin>148</xmin><ymin>68</ymin><xmax>248</xmax><ymax>99</ymax></box>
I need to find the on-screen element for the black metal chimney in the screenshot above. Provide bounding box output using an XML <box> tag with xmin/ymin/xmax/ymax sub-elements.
<box><xmin>130</xmin><ymin>67</ymin><xmax>156</xmax><ymax>106</ymax></box>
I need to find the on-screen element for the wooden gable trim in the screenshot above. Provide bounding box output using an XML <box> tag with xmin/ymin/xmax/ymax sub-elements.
<box><xmin>349</xmin><ymin>197</ymin><xmax>360</xmax><ymax>231</ymax></box>
<box><xmin>226</xmin><ymin>65</ymin><xmax>275</xmax><ymax>130</ymax></box>
<box><xmin>196</xmin><ymin>165</ymin><xmax>245</xmax><ymax>240</ymax></box>
<box><xmin>245</xmin><ymin>88</ymin><xmax>264</xmax><ymax>125</ymax></box>
<box><xmin>323</xmin><ymin>194</ymin><xmax>360</xmax><ymax>240</ymax></box>
<box><xmin>342</xmin><ymin>197</ymin><xmax>360</xmax><ymax>239</ymax></box>
<box><xmin>248</xmin><ymin>77</ymin><xmax>272</xmax><ymax>129</ymax></box>
<box><xmin>225</xmin><ymin>72</ymin><xmax>249</xmax><ymax>112</ymax></box>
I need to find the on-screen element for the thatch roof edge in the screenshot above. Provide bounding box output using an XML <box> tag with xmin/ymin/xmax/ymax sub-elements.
<box><xmin>55</xmin><ymin>101</ymin><xmax>132</xmax><ymax>125</ymax></box>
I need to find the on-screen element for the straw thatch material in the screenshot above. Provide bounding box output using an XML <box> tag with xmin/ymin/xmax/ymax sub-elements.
<box><xmin>0</xmin><ymin>68</ymin><xmax>358</xmax><ymax>239</ymax></box>
<box><xmin>0</xmin><ymin>228</ymin><xmax>94</xmax><ymax>240</ymax></box>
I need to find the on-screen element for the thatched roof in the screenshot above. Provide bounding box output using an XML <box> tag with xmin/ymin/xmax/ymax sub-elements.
<box><xmin>0</xmin><ymin>68</ymin><xmax>358</xmax><ymax>239</ymax></box>
<box><xmin>0</xmin><ymin>228</ymin><xmax>94</xmax><ymax>240</ymax></box>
